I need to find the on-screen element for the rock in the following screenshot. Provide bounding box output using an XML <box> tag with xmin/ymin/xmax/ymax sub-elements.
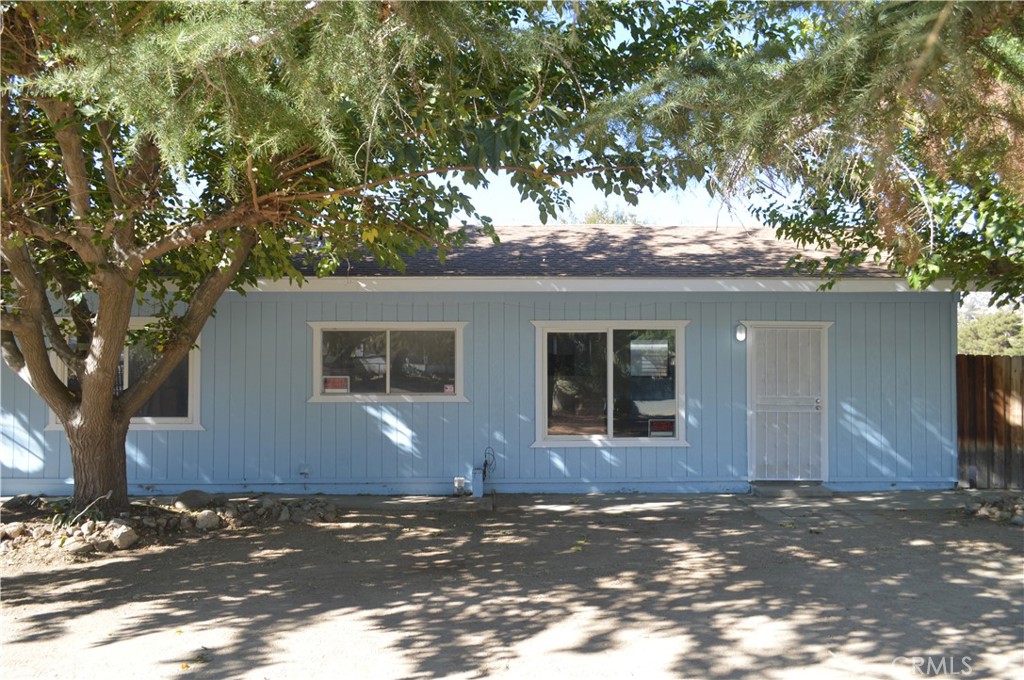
<box><xmin>142</xmin><ymin>516</ymin><xmax>158</xmax><ymax>528</ymax></box>
<box><xmin>1</xmin><ymin>494</ymin><xmax>36</xmax><ymax>510</ymax></box>
<box><xmin>174</xmin><ymin>490</ymin><xmax>216</xmax><ymax>511</ymax></box>
<box><xmin>63</xmin><ymin>539</ymin><xmax>94</xmax><ymax>555</ymax></box>
<box><xmin>110</xmin><ymin>525</ymin><xmax>139</xmax><ymax>549</ymax></box>
<box><xmin>91</xmin><ymin>538</ymin><xmax>115</xmax><ymax>553</ymax></box>
<box><xmin>81</xmin><ymin>520</ymin><xmax>96</xmax><ymax>536</ymax></box>
<box><xmin>4</xmin><ymin>522</ymin><xmax>26</xmax><ymax>539</ymax></box>
<box><xmin>194</xmin><ymin>510</ymin><xmax>220</xmax><ymax>531</ymax></box>
<box><xmin>1011</xmin><ymin>515</ymin><xmax>1024</xmax><ymax>527</ymax></box>
<box><xmin>964</xmin><ymin>502</ymin><xmax>982</xmax><ymax>513</ymax></box>
<box><xmin>31</xmin><ymin>526</ymin><xmax>50</xmax><ymax>540</ymax></box>
<box><xmin>173</xmin><ymin>489</ymin><xmax>227</xmax><ymax>510</ymax></box>
<box><xmin>259</xmin><ymin>496</ymin><xmax>278</xmax><ymax>510</ymax></box>
<box><xmin>106</xmin><ymin>518</ymin><xmax>128</xmax><ymax>529</ymax></box>
<box><xmin>278</xmin><ymin>506</ymin><xmax>291</xmax><ymax>523</ymax></box>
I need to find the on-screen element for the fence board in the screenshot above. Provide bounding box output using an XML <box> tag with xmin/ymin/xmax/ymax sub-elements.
<box><xmin>1013</xmin><ymin>358</ymin><xmax>1024</xmax><ymax>489</ymax></box>
<box><xmin>957</xmin><ymin>355</ymin><xmax>1024</xmax><ymax>489</ymax></box>
<box><xmin>957</xmin><ymin>357</ymin><xmax>970</xmax><ymax>484</ymax></box>
<box><xmin>993</xmin><ymin>357</ymin><xmax>1006</xmax><ymax>488</ymax></box>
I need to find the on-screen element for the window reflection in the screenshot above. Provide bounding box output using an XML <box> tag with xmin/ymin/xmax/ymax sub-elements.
<box><xmin>612</xmin><ymin>330</ymin><xmax>675</xmax><ymax>438</ymax></box>
<box><xmin>545</xmin><ymin>328</ymin><xmax>676</xmax><ymax>439</ymax></box>
<box><xmin>321</xmin><ymin>329</ymin><xmax>457</xmax><ymax>396</ymax></box>
<box><xmin>390</xmin><ymin>331</ymin><xmax>456</xmax><ymax>394</ymax></box>
<box><xmin>547</xmin><ymin>332</ymin><xmax>608</xmax><ymax>435</ymax></box>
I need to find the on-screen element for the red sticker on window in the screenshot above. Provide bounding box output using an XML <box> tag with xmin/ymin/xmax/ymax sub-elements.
<box><xmin>323</xmin><ymin>376</ymin><xmax>350</xmax><ymax>393</ymax></box>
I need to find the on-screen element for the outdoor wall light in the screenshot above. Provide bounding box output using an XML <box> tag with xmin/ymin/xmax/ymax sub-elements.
<box><xmin>735</xmin><ymin>323</ymin><xmax>747</xmax><ymax>342</ymax></box>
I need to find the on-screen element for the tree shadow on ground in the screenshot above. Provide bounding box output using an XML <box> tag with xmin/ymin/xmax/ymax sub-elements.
<box><xmin>2</xmin><ymin>496</ymin><xmax>1021</xmax><ymax>679</ymax></box>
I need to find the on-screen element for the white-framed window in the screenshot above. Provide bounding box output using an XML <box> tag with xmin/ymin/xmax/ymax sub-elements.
<box><xmin>531</xmin><ymin>320</ymin><xmax>689</xmax><ymax>448</ymax></box>
<box><xmin>308</xmin><ymin>321</ymin><xmax>468</xmax><ymax>403</ymax></box>
<box><xmin>47</xmin><ymin>320</ymin><xmax>203</xmax><ymax>431</ymax></box>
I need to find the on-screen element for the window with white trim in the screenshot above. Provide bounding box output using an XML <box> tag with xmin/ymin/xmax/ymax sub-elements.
<box><xmin>532</xmin><ymin>321</ymin><xmax>688</xmax><ymax>446</ymax></box>
<box><xmin>308</xmin><ymin>322</ymin><xmax>467</xmax><ymax>402</ymax></box>
<box><xmin>48</xmin><ymin>328</ymin><xmax>202</xmax><ymax>431</ymax></box>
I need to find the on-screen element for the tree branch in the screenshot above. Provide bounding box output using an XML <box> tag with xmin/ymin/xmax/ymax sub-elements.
<box><xmin>4</xmin><ymin>212</ymin><xmax>92</xmax><ymax>252</ymax></box>
<box><xmin>0</xmin><ymin>249</ymin><xmax>77</xmax><ymax>414</ymax></box>
<box><xmin>36</xmin><ymin>100</ymin><xmax>93</xmax><ymax>226</ymax></box>
<box><xmin>272</xmin><ymin>163</ymin><xmax>635</xmax><ymax>204</ymax></box>
<box><xmin>33</xmin><ymin>98</ymin><xmax>106</xmax><ymax>264</ymax></box>
<box><xmin>133</xmin><ymin>204</ymin><xmax>273</xmax><ymax>267</ymax></box>
<box><xmin>1</xmin><ymin>242</ymin><xmax>82</xmax><ymax>372</ymax></box>
<box><xmin>0</xmin><ymin>329</ymin><xmax>27</xmax><ymax>375</ymax></box>
<box><xmin>0</xmin><ymin>92</ymin><xmax>16</xmax><ymax>206</ymax></box>
<box><xmin>279</xmin><ymin>156</ymin><xmax>332</xmax><ymax>180</ymax></box>
<box><xmin>123</xmin><ymin>135</ymin><xmax>162</xmax><ymax>200</ymax></box>
<box><xmin>95</xmin><ymin>120</ymin><xmax>126</xmax><ymax>210</ymax></box>
<box><xmin>52</xmin><ymin>266</ymin><xmax>95</xmax><ymax>346</ymax></box>
<box><xmin>119</xmin><ymin>229</ymin><xmax>260</xmax><ymax>417</ymax></box>
<box><xmin>246</xmin><ymin>155</ymin><xmax>260</xmax><ymax>210</ymax></box>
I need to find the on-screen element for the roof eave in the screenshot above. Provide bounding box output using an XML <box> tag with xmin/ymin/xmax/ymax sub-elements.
<box><xmin>248</xmin><ymin>276</ymin><xmax>956</xmax><ymax>295</ymax></box>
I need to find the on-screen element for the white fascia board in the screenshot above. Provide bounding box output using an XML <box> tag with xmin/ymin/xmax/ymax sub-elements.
<box><xmin>249</xmin><ymin>276</ymin><xmax>955</xmax><ymax>294</ymax></box>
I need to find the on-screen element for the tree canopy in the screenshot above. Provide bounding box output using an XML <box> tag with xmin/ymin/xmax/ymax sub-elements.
<box><xmin>612</xmin><ymin>0</ymin><xmax>1024</xmax><ymax>304</ymax></box>
<box><xmin>560</xmin><ymin>202</ymin><xmax>644</xmax><ymax>225</ymax></box>
<box><xmin>958</xmin><ymin>309</ymin><xmax>1024</xmax><ymax>355</ymax></box>
<box><xmin>1</xmin><ymin>0</ymin><xmax>734</xmax><ymax>509</ymax></box>
<box><xmin>9</xmin><ymin>0</ymin><xmax>1020</xmax><ymax>510</ymax></box>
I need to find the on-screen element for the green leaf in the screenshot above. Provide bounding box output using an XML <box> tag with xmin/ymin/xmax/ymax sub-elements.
<box><xmin>506</xmin><ymin>82</ymin><xmax>534</xmax><ymax>107</ymax></box>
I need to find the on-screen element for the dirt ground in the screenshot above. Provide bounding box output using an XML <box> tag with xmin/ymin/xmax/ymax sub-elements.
<box><xmin>1</xmin><ymin>492</ymin><xmax>1022</xmax><ymax>680</ymax></box>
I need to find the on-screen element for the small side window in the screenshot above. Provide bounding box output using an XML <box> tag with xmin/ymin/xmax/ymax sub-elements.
<box><xmin>49</xmin><ymin>323</ymin><xmax>202</xmax><ymax>431</ymax></box>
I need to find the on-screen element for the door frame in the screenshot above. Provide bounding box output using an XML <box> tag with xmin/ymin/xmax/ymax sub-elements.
<box><xmin>743</xmin><ymin>321</ymin><xmax>832</xmax><ymax>482</ymax></box>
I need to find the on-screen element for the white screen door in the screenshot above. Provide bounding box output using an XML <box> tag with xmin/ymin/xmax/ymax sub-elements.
<box><xmin>747</xmin><ymin>323</ymin><xmax>830</xmax><ymax>481</ymax></box>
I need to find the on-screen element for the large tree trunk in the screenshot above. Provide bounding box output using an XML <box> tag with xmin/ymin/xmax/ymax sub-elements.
<box><xmin>65</xmin><ymin>418</ymin><xmax>131</xmax><ymax>512</ymax></box>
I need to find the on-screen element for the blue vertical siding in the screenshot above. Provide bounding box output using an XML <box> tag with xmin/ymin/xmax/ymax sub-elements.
<box><xmin>1</xmin><ymin>290</ymin><xmax>958</xmax><ymax>495</ymax></box>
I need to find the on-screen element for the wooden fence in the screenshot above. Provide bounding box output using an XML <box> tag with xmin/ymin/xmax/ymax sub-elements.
<box><xmin>957</xmin><ymin>355</ymin><xmax>1024</xmax><ymax>489</ymax></box>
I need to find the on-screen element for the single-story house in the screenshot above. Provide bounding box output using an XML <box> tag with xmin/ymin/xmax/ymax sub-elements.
<box><xmin>0</xmin><ymin>225</ymin><xmax>958</xmax><ymax>496</ymax></box>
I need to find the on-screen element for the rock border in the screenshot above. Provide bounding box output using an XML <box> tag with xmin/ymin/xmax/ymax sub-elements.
<box><xmin>962</xmin><ymin>495</ymin><xmax>1024</xmax><ymax>526</ymax></box>
<box><xmin>0</xmin><ymin>492</ymin><xmax>348</xmax><ymax>557</ymax></box>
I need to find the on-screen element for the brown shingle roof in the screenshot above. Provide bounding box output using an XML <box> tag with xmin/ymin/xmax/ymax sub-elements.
<box><xmin>335</xmin><ymin>225</ymin><xmax>895</xmax><ymax>278</ymax></box>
